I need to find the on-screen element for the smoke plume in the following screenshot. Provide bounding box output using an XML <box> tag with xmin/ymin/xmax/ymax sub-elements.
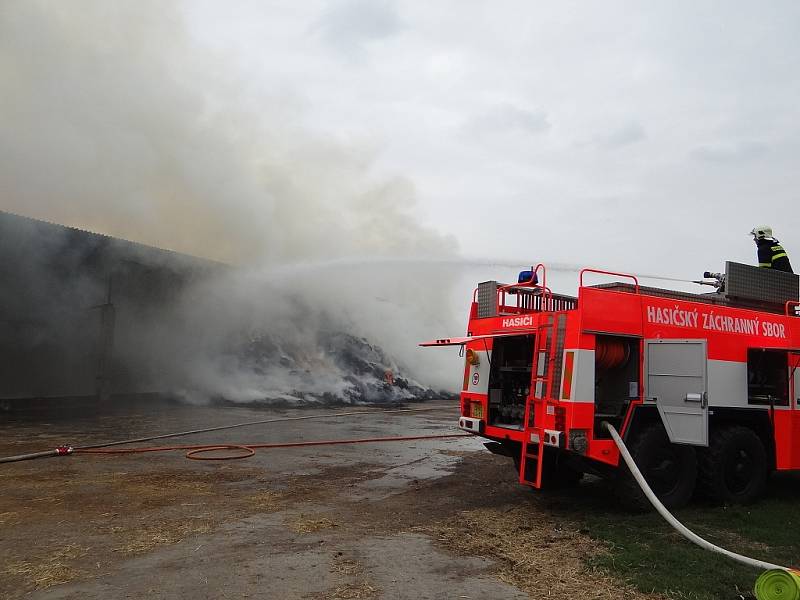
<box><xmin>0</xmin><ymin>1</ymin><xmax>463</xmax><ymax>401</ymax></box>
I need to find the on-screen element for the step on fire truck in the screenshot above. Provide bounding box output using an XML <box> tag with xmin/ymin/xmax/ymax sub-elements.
<box><xmin>422</xmin><ymin>262</ymin><xmax>800</xmax><ymax>509</ymax></box>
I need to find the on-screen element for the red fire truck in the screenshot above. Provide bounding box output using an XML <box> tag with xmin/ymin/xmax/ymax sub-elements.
<box><xmin>422</xmin><ymin>262</ymin><xmax>800</xmax><ymax>509</ymax></box>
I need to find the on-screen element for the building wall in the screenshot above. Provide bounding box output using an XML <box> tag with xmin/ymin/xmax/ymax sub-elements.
<box><xmin>0</xmin><ymin>211</ymin><xmax>221</xmax><ymax>401</ymax></box>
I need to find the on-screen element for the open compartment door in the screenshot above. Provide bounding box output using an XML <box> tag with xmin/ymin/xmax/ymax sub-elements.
<box><xmin>419</xmin><ymin>330</ymin><xmax>537</xmax><ymax>347</ymax></box>
<box><xmin>645</xmin><ymin>339</ymin><xmax>709</xmax><ymax>446</ymax></box>
<box><xmin>791</xmin><ymin>353</ymin><xmax>800</xmax><ymax>410</ymax></box>
<box><xmin>789</xmin><ymin>353</ymin><xmax>800</xmax><ymax>467</ymax></box>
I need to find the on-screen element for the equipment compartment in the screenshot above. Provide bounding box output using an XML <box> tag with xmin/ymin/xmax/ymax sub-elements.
<box><xmin>487</xmin><ymin>335</ymin><xmax>534</xmax><ymax>428</ymax></box>
<box><xmin>593</xmin><ymin>335</ymin><xmax>640</xmax><ymax>438</ymax></box>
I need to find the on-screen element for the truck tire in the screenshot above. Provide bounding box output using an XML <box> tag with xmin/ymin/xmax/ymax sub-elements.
<box><xmin>697</xmin><ymin>426</ymin><xmax>767</xmax><ymax>505</ymax></box>
<box><xmin>614</xmin><ymin>424</ymin><xmax>697</xmax><ymax>511</ymax></box>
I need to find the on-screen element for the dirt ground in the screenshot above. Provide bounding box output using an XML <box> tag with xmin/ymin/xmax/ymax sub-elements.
<box><xmin>0</xmin><ymin>400</ymin><xmax>659</xmax><ymax>600</ymax></box>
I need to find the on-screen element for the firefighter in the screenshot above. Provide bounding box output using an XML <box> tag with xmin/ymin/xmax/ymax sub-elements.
<box><xmin>750</xmin><ymin>225</ymin><xmax>793</xmax><ymax>273</ymax></box>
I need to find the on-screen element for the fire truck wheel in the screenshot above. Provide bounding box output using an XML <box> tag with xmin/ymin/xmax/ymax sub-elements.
<box><xmin>697</xmin><ymin>426</ymin><xmax>767</xmax><ymax>505</ymax></box>
<box><xmin>614</xmin><ymin>424</ymin><xmax>697</xmax><ymax>511</ymax></box>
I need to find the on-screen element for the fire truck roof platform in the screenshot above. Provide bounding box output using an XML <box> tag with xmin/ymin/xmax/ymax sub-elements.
<box><xmin>479</xmin><ymin>262</ymin><xmax>799</xmax><ymax>319</ymax></box>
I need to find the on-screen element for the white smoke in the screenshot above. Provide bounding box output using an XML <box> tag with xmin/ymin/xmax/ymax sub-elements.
<box><xmin>0</xmin><ymin>1</ymin><xmax>464</xmax><ymax>399</ymax></box>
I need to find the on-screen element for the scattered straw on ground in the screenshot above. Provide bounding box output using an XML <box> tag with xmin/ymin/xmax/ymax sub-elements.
<box><xmin>332</xmin><ymin>558</ymin><xmax>361</xmax><ymax>577</ymax></box>
<box><xmin>287</xmin><ymin>516</ymin><xmax>338</xmax><ymax>534</ymax></box>
<box><xmin>247</xmin><ymin>489</ymin><xmax>285</xmax><ymax>512</ymax></box>
<box><xmin>327</xmin><ymin>556</ymin><xmax>380</xmax><ymax>600</ymax></box>
<box><xmin>2</xmin><ymin>544</ymin><xmax>88</xmax><ymax>589</ymax></box>
<box><xmin>0</xmin><ymin>511</ymin><xmax>19</xmax><ymax>525</ymax></box>
<box><xmin>420</xmin><ymin>506</ymin><xmax>663</xmax><ymax>600</ymax></box>
<box><xmin>112</xmin><ymin>520</ymin><xmax>212</xmax><ymax>555</ymax></box>
<box><xmin>312</xmin><ymin>556</ymin><xmax>380</xmax><ymax>600</ymax></box>
<box><xmin>329</xmin><ymin>581</ymin><xmax>379</xmax><ymax>600</ymax></box>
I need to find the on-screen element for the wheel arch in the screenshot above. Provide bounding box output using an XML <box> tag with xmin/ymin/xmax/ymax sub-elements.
<box><xmin>622</xmin><ymin>403</ymin><xmax>662</xmax><ymax>442</ymax></box>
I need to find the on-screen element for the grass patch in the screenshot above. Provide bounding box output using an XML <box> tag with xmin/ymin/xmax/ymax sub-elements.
<box><xmin>556</xmin><ymin>475</ymin><xmax>800</xmax><ymax>600</ymax></box>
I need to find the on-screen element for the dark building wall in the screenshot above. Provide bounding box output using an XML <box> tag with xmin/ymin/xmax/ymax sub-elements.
<box><xmin>0</xmin><ymin>211</ymin><xmax>222</xmax><ymax>400</ymax></box>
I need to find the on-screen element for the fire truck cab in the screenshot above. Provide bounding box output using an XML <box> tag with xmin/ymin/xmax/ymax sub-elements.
<box><xmin>422</xmin><ymin>262</ymin><xmax>800</xmax><ymax>509</ymax></box>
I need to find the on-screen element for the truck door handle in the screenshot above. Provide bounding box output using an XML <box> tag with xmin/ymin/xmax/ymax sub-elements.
<box><xmin>685</xmin><ymin>392</ymin><xmax>708</xmax><ymax>408</ymax></box>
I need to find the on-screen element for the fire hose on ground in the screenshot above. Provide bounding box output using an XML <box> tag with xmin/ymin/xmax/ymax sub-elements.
<box><xmin>604</xmin><ymin>422</ymin><xmax>799</xmax><ymax>600</ymax></box>
<box><xmin>72</xmin><ymin>433</ymin><xmax>471</xmax><ymax>459</ymax></box>
<box><xmin>0</xmin><ymin>406</ymin><xmax>462</xmax><ymax>464</ymax></box>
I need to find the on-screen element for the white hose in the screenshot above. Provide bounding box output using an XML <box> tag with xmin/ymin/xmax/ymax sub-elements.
<box><xmin>603</xmin><ymin>422</ymin><xmax>787</xmax><ymax>572</ymax></box>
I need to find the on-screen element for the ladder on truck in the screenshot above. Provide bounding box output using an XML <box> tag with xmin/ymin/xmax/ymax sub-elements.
<box><xmin>519</xmin><ymin>314</ymin><xmax>557</xmax><ymax>489</ymax></box>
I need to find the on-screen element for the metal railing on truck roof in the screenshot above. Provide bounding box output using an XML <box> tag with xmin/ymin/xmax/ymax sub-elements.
<box><xmin>579</xmin><ymin>268</ymin><xmax>640</xmax><ymax>292</ymax></box>
<box><xmin>473</xmin><ymin>264</ymin><xmax>577</xmax><ymax>318</ymax></box>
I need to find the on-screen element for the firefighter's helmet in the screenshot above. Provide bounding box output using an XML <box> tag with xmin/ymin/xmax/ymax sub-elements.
<box><xmin>749</xmin><ymin>225</ymin><xmax>773</xmax><ymax>240</ymax></box>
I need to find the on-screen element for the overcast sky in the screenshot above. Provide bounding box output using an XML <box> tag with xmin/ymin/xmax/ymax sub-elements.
<box><xmin>183</xmin><ymin>0</ymin><xmax>800</xmax><ymax>281</ymax></box>
<box><xmin>3</xmin><ymin>1</ymin><xmax>800</xmax><ymax>286</ymax></box>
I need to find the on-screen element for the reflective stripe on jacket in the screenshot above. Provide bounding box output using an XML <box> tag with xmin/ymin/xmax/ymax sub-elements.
<box><xmin>756</xmin><ymin>238</ymin><xmax>794</xmax><ymax>273</ymax></box>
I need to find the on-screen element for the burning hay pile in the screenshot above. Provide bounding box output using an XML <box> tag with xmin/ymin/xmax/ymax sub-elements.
<box><xmin>227</xmin><ymin>329</ymin><xmax>448</xmax><ymax>406</ymax></box>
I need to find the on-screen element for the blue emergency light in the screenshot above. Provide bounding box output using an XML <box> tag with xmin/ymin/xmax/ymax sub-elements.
<box><xmin>518</xmin><ymin>270</ymin><xmax>538</xmax><ymax>285</ymax></box>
